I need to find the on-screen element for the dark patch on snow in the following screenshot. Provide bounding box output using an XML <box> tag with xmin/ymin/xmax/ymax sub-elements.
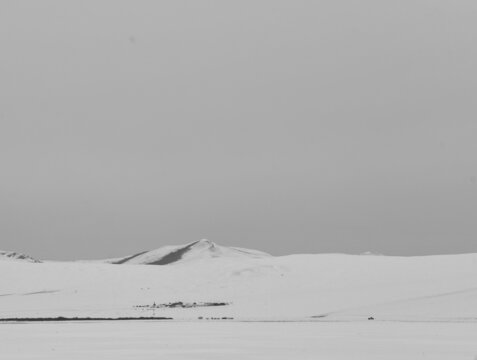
<box><xmin>135</xmin><ymin>301</ymin><xmax>230</xmax><ymax>309</ymax></box>
<box><xmin>311</xmin><ymin>314</ymin><xmax>330</xmax><ymax>319</ymax></box>
<box><xmin>22</xmin><ymin>290</ymin><xmax>60</xmax><ymax>296</ymax></box>
<box><xmin>0</xmin><ymin>290</ymin><xmax>60</xmax><ymax>297</ymax></box>
<box><xmin>0</xmin><ymin>316</ymin><xmax>173</xmax><ymax>322</ymax></box>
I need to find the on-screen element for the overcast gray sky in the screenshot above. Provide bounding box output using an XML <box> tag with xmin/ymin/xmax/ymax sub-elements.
<box><xmin>1</xmin><ymin>1</ymin><xmax>477</xmax><ymax>260</ymax></box>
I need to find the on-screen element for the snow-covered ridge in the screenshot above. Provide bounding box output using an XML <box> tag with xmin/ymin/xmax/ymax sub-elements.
<box><xmin>106</xmin><ymin>239</ymin><xmax>271</xmax><ymax>265</ymax></box>
<box><xmin>0</xmin><ymin>250</ymin><xmax>41</xmax><ymax>263</ymax></box>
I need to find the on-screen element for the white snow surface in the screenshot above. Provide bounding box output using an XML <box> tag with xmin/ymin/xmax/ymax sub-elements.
<box><xmin>2</xmin><ymin>244</ymin><xmax>477</xmax><ymax>321</ymax></box>
<box><xmin>1</xmin><ymin>321</ymin><xmax>477</xmax><ymax>360</ymax></box>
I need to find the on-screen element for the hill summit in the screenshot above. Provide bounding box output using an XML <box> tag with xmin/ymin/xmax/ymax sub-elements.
<box><xmin>108</xmin><ymin>239</ymin><xmax>271</xmax><ymax>265</ymax></box>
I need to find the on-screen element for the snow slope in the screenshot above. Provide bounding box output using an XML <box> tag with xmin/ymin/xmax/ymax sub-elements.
<box><xmin>103</xmin><ymin>239</ymin><xmax>270</xmax><ymax>265</ymax></box>
<box><xmin>1</xmin><ymin>245</ymin><xmax>477</xmax><ymax>321</ymax></box>
<box><xmin>0</xmin><ymin>250</ymin><xmax>41</xmax><ymax>263</ymax></box>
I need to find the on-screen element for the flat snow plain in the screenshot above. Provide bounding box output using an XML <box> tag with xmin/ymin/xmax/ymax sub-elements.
<box><xmin>1</xmin><ymin>321</ymin><xmax>477</xmax><ymax>360</ymax></box>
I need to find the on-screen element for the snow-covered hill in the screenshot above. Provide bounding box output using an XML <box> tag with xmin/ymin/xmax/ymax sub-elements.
<box><xmin>2</xmin><ymin>243</ymin><xmax>477</xmax><ymax>321</ymax></box>
<box><xmin>0</xmin><ymin>250</ymin><xmax>41</xmax><ymax>263</ymax></box>
<box><xmin>105</xmin><ymin>239</ymin><xmax>271</xmax><ymax>265</ymax></box>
